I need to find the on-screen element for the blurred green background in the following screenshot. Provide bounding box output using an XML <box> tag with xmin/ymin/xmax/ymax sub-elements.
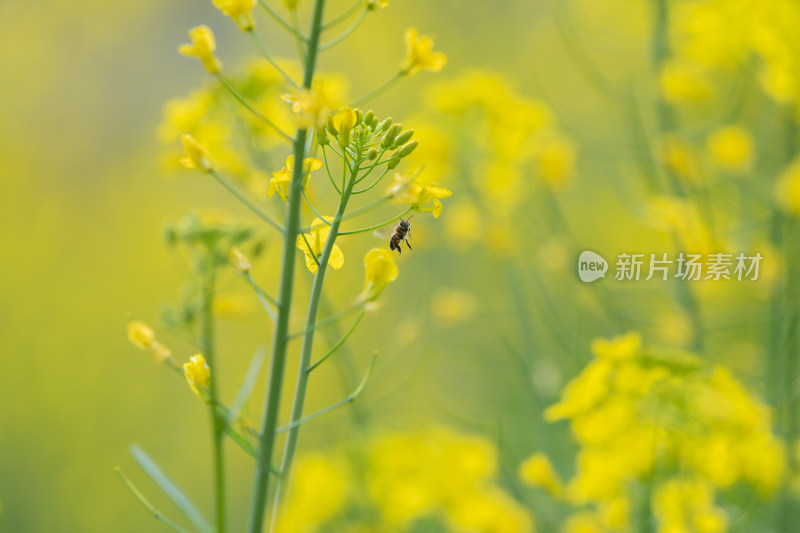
<box><xmin>1</xmin><ymin>0</ymin><xmax>796</xmax><ymax>531</ymax></box>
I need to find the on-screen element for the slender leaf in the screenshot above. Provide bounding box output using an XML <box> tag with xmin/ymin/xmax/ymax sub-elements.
<box><xmin>130</xmin><ymin>445</ymin><xmax>212</xmax><ymax>533</ymax></box>
<box><xmin>228</xmin><ymin>346</ymin><xmax>267</xmax><ymax>426</ymax></box>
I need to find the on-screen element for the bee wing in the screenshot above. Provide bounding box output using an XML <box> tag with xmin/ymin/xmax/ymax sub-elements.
<box><xmin>374</xmin><ymin>227</ymin><xmax>395</xmax><ymax>239</ymax></box>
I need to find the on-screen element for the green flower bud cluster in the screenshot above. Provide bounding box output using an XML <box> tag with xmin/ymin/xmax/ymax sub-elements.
<box><xmin>324</xmin><ymin>107</ymin><xmax>417</xmax><ymax>169</ymax></box>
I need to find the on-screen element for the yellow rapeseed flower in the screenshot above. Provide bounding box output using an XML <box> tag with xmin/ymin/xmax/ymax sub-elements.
<box><xmin>179</xmin><ymin>134</ymin><xmax>215</xmax><ymax>173</ymax></box>
<box><xmin>775</xmin><ymin>158</ymin><xmax>800</xmax><ymax>215</ymax></box>
<box><xmin>389</xmin><ymin>172</ymin><xmax>452</xmax><ymax>218</ymax></box>
<box><xmin>590</xmin><ymin>331</ymin><xmax>641</xmax><ymax>361</ymax></box>
<box><xmin>213</xmin><ymin>0</ymin><xmax>256</xmax><ymax>31</ymax></box>
<box><xmin>518</xmin><ymin>453</ymin><xmax>563</xmax><ymax>498</ymax></box>
<box><xmin>706</xmin><ymin>125</ymin><xmax>754</xmax><ymax>172</ymax></box>
<box><xmin>178</xmin><ymin>25</ymin><xmax>222</xmax><ymax>74</ymax></box>
<box><xmin>268</xmin><ymin>155</ymin><xmax>322</xmax><ymax>200</ymax></box>
<box><xmin>659</xmin><ymin>59</ymin><xmax>713</xmax><ymax>103</ymax></box>
<box><xmin>332</xmin><ymin>106</ymin><xmax>357</xmax><ymax>148</ymax></box>
<box><xmin>362</xmin><ymin>248</ymin><xmax>399</xmax><ymax>301</ymax></box>
<box><xmin>296</xmin><ymin>217</ymin><xmax>344</xmax><ymax>274</ymax></box>
<box><xmin>538</xmin><ymin>136</ymin><xmax>575</xmax><ymax>188</ymax></box>
<box><xmin>183</xmin><ymin>354</ymin><xmax>211</xmax><ymax>399</ymax></box>
<box><xmin>400</xmin><ymin>28</ymin><xmax>447</xmax><ymax>76</ymax></box>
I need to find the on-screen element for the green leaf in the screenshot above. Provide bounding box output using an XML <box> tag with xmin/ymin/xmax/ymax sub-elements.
<box><xmin>130</xmin><ymin>445</ymin><xmax>212</xmax><ymax>533</ymax></box>
<box><xmin>227</xmin><ymin>346</ymin><xmax>267</xmax><ymax>426</ymax></box>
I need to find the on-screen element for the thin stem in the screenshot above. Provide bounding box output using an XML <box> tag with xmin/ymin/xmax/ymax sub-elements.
<box><xmin>247</xmin><ymin>0</ymin><xmax>327</xmax><ymax>530</ymax></box>
<box><xmin>297</xmin><ymin>195</ymin><xmax>392</xmax><ymax>232</ymax></box>
<box><xmin>269</xmin><ymin>158</ymin><xmax>361</xmax><ymax>532</ymax></box>
<box><xmin>322</xmin><ymin>0</ymin><xmax>362</xmax><ymax>30</ymax></box>
<box><xmin>209</xmin><ymin>170</ymin><xmax>284</xmax><ymax>234</ymax></box>
<box><xmin>353</xmin><ymin>167</ymin><xmax>390</xmax><ymax>193</ymax></box>
<box><xmin>299</xmin><ymin>231</ymin><xmax>321</xmax><ymax>269</ymax></box>
<box><xmin>288</xmin><ymin>302</ymin><xmax>363</xmax><ymax>340</ymax></box>
<box><xmin>257</xmin><ymin>0</ymin><xmax>307</xmax><ymax>42</ymax></box>
<box><xmin>319</xmin><ymin>7</ymin><xmax>367</xmax><ymax>51</ymax></box>
<box><xmin>274</xmin><ymin>351</ymin><xmax>377</xmax><ymax>434</ymax></box>
<box><xmin>352</xmin><ymin>148</ymin><xmax>387</xmax><ymax>184</ymax></box>
<box><xmin>302</xmin><ymin>190</ymin><xmax>332</xmax><ymax>224</ymax></box>
<box><xmin>248</xmin><ymin>30</ymin><xmax>299</xmax><ymax>88</ymax></box>
<box><xmin>201</xmin><ymin>266</ymin><xmax>226</xmax><ymax>533</ymax></box>
<box><xmin>338</xmin><ymin>207</ymin><xmax>412</xmax><ymax>235</ymax></box>
<box><xmin>308</xmin><ymin>309</ymin><xmax>366</xmax><ymax>371</ymax></box>
<box><xmin>351</xmin><ymin>72</ymin><xmax>403</xmax><ymax>108</ymax></box>
<box><xmin>216</xmin><ymin>74</ymin><xmax>294</xmax><ymax>143</ymax></box>
<box><xmin>322</xmin><ymin>145</ymin><xmax>342</xmax><ymax>194</ymax></box>
<box><xmin>115</xmin><ymin>468</ymin><xmax>191</xmax><ymax>533</ymax></box>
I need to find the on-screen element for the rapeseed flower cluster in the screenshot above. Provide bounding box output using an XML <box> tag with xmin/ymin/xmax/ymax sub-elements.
<box><xmin>276</xmin><ymin>427</ymin><xmax>533</xmax><ymax>533</ymax></box>
<box><xmin>521</xmin><ymin>332</ymin><xmax>785</xmax><ymax>533</ymax></box>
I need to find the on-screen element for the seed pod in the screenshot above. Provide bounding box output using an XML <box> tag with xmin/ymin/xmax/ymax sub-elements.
<box><xmin>367</xmin><ymin>148</ymin><xmax>378</xmax><ymax>160</ymax></box>
<box><xmin>381</xmin><ymin>124</ymin><xmax>401</xmax><ymax>148</ymax></box>
<box><xmin>397</xmin><ymin>140</ymin><xmax>418</xmax><ymax>157</ymax></box>
<box><xmin>392</xmin><ymin>130</ymin><xmax>414</xmax><ymax>148</ymax></box>
<box><xmin>364</xmin><ymin>110</ymin><xmax>375</xmax><ymax>125</ymax></box>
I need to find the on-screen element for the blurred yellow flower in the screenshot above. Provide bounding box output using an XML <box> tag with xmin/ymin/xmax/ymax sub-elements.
<box><xmin>519</xmin><ymin>452</ymin><xmax>563</xmax><ymax>498</ymax></box>
<box><xmin>446</xmin><ymin>487</ymin><xmax>533</xmax><ymax>533</ymax></box>
<box><xmin>268</xmin><ymin>155</ymin><xmax>322</xmax><ymax>200</ymax></box>
<box><xmin>362</xmin><ymin>248</ymin><xmax>398</xmax><ymax>301</ymax></box>
<box><xmin>179</xmin><ymin>134</ymin><xmax>215</xmax><ymax>173</ymax></box>
<box><xmin>706</xmin><ymin>125</ymin><xmax>754</xmax><ymax>172</ymax></box>
<box><xmin>653</xmin><ymin>479</ymin><xmax>727</xmax><ymax>533</ymax></box>
<box><xmin>562</xmin><ymin>512</ymin><xmax>604</xmax><ymax>533</ymax></box>
<box><xmin>127</xmin><ymin>320</ymin><xmax>154</xmax><ymax>349</ymax></box>
<box><xmin>332</xmin><ymin>106</ymin><xmax>357</xmax><ymax>148</ymax></box>
<box><xmin>775</xmin><ymin>158</ymin><xmax>800</xmax><ymax>215</ymax></box>
<box><xmin>229</xmin><ymin>247</ymin><xmax>251</xmax><ymax>273</ymax></box>
<box><xmin>127</xmin><ymin>320</ymin><xmax>171</xmax><ymax>363</ymax></box>
<box><xmin>538</xmin><ymin>136</ymin><xmax>576</xmax><ymax>188</ymax></box>
<box><xmin>659</xmin><ymin>60</ymin><xmax>713</xmax><ymax>103</ymax></box>
<box><xmin>400</xmin><ymin>28</ymin><xmax>447</xmax><ymax>76</ymax></box>
<box><xmin>590</xmin><ymin>331</ymin><xmax>641</xmax><ymax>361</ymax></box>
<box><xmin>660</xmin><ymin>134</ymin><xmax>701</xmax><ymax>181</ymax></box>
<box><xmin>366</xmin><ymin>0</ymin><xmax>389</xmax><ymax>9</ymax></box>
<box><xmin>213</xmin><ymin>0</ymin><xmax>256</xmax><ymax>31</ymax></box>
<box><xmin>183</xmin><ymin>354</ymin><xmax>210</xmax><ymax>398</ymax></box>
<box><xmin>431</xmin><ymin>289</ymin><xmax>477</xmax><ymax>327</ymax></box>
<box><xmin>296</xmin><ymin>217</ymin><xmax>344</xmax><ymax>274</ymax></box>
<box><xmin>282</xmin><ymin>88</ymin><xmax>326</xmax><ymax>129</ymax></box>
<box><xmin>277</xmin><ymin>454</ymin><xmax>349</xmax><ymax>531</ymax></box>
<box><xmin>178</xmin><ymin>25</ymin><xmax>222</xmax><ymax>74</ymax></box>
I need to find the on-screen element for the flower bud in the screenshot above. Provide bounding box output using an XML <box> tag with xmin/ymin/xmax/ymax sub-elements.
<box><xmin>397</xmin><ymin>140</ymin><xmax>419</xmax><ymax>157</ymax></box>
<box><xmin>367</xmin><ymin>148</ymin><xmax>378</xmax><ymax>160</ymax></box>
<box><xmin>387</xmin><ymin>155</ymin><xmax>401</xmax><ymax>169</ymax></box>
<box><xmin>378</xmin><ymin>118</ymin><xmax>392</xmax><ymax>131</ymax></box>
<box><xmin>381</xmin><ymin>124</ymin><xmax>401</xmax><ymax>148</ymax></box>
<box><xmin>317</xmin><ymin>125</ymin><xmax>329</xmax><ymax>146</ymax></box>
<box><xmin>392</xmin><ymin>129</ymin><xmax>414</xmax><ymax>148</ymax></box>
<box><xmin>326</xmin><ymin>114</ymin><xmax>338</xmax><ymax>136</ymax></box>
<box><xmin>370</xmin><ymin>116</ymin><xmax>379</xmax><ymax>129</ymax></box>
<box><xmin>355</xmin><ymin>109</ymin><xmax>364</xmax><ymax>126</ymax></box>
<box><xmin>364</xmin><ymin>110</ymin><xmax>375</xmax><ymax>125</ymax></box>
<box><xmin>229</xmin><ymin>247</ymin><xmax>251</xmax><ymax>273</ymax></box>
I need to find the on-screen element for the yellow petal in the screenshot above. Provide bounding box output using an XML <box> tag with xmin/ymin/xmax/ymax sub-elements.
<box><xmin>327</xmin><ymin>245</ymin><xmax>344</xmax><ymax>270</ymax></box>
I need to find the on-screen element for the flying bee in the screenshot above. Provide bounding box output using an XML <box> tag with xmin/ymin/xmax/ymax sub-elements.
<box><xmin>376</xmin><ymin>217</ymin><xmax>413</xmax><ymax>254</ymax></box>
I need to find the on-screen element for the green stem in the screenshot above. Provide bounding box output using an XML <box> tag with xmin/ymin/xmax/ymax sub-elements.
<box><xmin>288</xmin><ymin>302</ymin><xmax>363</xmax><ymax>340</ymax></box>
<box><xmin>201</xmin><ymin>266</ymin><xmax>226</xmax><ymax>533</ymax></box>
<box><xmin>247</xmin><ymin>0</ymin><xmax>327</xmax><ymax>530</ymax></box>
<box><xmin>319</xmin><ymin>7</ymin><xmax>367</xmax><ymax>51</ymax></box>
<box><xmin>248</xmin><ymin>30</ymin><xmax>299</xmax><ymax>88</ymax></box>
<box><xmin>353</xmin><ymin>167</ymin><xmax>390</xmax><ymax>193</ymax></box>
<box><xmin>338</xmin><ymin>207</ymin><xmax>412</xmax><ymax>235</ymax></box>
<box><xmin>322</xmin><ymin>145</ymin><xmax>342</xmax><ymax>194</ymax></box>
<box><xmin>322</xmin><ymin>0</ymin><xmax>362</xmax><ymax>30</ymax></box>
<box><xmin>269</xmin><ymin>159</ymin><xmax>361</xmax><ymax>531</ymax></box>
<box><xmin>351</xmin><ymin>72</ymin><xmax>403</xmax><ymax>108</ymax></box>
<box><xmin>209</xmin><ymin>170</ymin><xmax>284</xmax><ymax>233</ymax></box>
<box><xmin>216</xmin><ymin>74</ymin><xmax>294</xmax><ymax>143</ymax></box>
<box><xmin>257</xmin><ymin>0</ymin><xmax>307</xmax><ymax>42</ymax></box>
<box><xmin>308</xmin><ymin>309</ymin><xmax>366</xmax><ymax>371</ymax></box>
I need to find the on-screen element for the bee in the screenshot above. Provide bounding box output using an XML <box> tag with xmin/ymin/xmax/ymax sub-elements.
<box><xmin>388</xmin><ymin>217</ymin><xmax>413</xmax><ymax>254</ymax></box>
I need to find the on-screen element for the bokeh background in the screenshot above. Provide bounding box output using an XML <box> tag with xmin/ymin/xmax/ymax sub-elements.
<box><xmin>2</xmin><ymin>0</ymin><xmax>798</xmax><ymax>531</ymax></box>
